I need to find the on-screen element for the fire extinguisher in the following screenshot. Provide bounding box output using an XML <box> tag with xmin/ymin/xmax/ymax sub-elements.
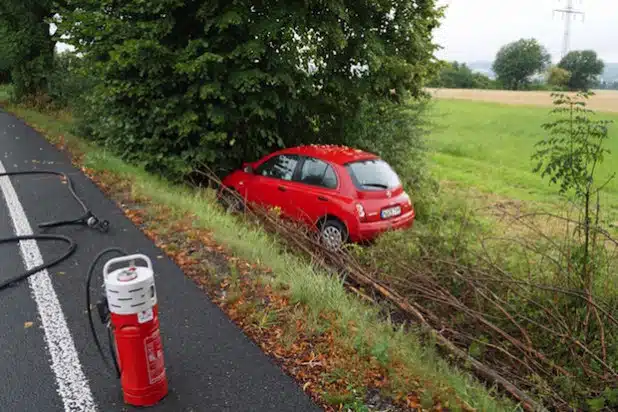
<box><xmin>88</xmin><ymin>251</ymin><xmax>168</xmax><ymax>407</ymax></box>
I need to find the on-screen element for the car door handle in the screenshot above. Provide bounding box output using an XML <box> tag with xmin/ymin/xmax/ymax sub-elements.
<box><xmin>278</xmin><ymin>186</ymin><xmax>287</xmax><ymax>192</ymax></box>
<box><xmin>317</xmin><ymin>196</ymin><xmax>328</xmax><ymax>201</ymax></box>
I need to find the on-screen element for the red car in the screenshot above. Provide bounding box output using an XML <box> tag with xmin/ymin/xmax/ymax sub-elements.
<box><xmin>219</xmin><ymin>145</ymin><xmax>415</xmax><ymax>249</ymax></box>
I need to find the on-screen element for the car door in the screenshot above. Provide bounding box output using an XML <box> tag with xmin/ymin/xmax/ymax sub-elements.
<box><xmin>284</xmin><ymin>156</ymin><xmax>340</xmax><ymax>226</ymax></box>
<box><xmin>245</xmin><ymin>153</ymin><xmax>300</xmax><ymax>215</ymax></box>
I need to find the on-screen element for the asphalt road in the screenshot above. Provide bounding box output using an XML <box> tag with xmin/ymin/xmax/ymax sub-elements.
<box><xmin>0</xmin><ymin>110</ymin><xmax>319</xmax><ymax>412</ymax></box>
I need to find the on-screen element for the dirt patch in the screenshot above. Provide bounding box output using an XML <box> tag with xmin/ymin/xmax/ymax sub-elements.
<box><xmin>427</xmin><ymin>88</ymin><xmax>618</xmax><ymax>113</ymax></box>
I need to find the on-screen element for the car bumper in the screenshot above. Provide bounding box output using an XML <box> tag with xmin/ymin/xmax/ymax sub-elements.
<box><xmin>352</xmin><ymin>210</ymin><xmax>415</xmax><ymax>242</ymax></box>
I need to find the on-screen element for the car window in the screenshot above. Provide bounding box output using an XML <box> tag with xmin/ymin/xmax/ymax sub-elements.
<box><xmin>297</xmin><ymin>157</ymin><xmax>337</xmax><ymax>189</ymax></box>
<box><xmin>255</xmin><ymin>154</ymin><xmax>299</xmax><ymax>181</ymax></box>
<box><xmin>322</xmin><ymin>166</ymin><xmax>337</xmax><ymax>189</ymax></box>
<box><xmin>345</xmin><ymin>159</ymin><xmax>401</xmax><ymax>191</ymax></box>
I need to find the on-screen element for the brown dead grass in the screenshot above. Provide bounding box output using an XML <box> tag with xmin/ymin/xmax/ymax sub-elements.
<box><xmin>427</xmin><ymin>88</ymin><xmax>618</xmax><ymax>113</ymax></box>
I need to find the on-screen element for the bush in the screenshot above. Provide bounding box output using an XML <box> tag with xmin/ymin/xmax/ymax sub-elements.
<box><xmin>0</xmin><ymin>69</ymin><xmax>10</xmax><ymax>84</ymax></box>
<box><xmin>47</xmin><ymin>52</ymin><xmax>94</xmax><ymax>110</ymax></box>
<box><xmin>337</xmin><ymin>98</ymin><xmax>438</xmax><ymax>216</ymax></box>
<box><xmin>546</xmin><ymin>66</ymin><xmax>571</xmax><ymax>89</ymax></box>
<box><xmin>57</xmin><ymin>0</ymin><xmax>442</xmax><ymax>181</ymax></box>
<box><xmin>428</xmin><ymin>61</ymin><xmax>497</xmax><ymax>90</ymax></box>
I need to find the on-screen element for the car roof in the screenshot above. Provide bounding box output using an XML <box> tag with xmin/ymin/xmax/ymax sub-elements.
<box><xmin>278</xmin><ymin>145</ymin><xmax>378</xmax><ymax>165</ymax></box>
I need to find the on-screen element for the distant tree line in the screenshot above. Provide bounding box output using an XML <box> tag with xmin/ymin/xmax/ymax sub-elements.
<box><xmin>596</xmin><ymin>80</ymin><xmax>618</xmax><ymax>90</ymax></box>
<box><xmin>429</xmin><ymin>38</ymin><xmax>606</xmax><ymax>92</ymax></box>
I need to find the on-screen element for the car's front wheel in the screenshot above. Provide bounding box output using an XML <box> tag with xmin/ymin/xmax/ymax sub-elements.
<box><xmin>218</xmin><ymin>188</ymin><xmax>245</xmax><ymax>213</ymax></box>
<box><xmin>319</xmin><ymin>218</ymin><xmax>348</xmax><ymax>251</ymax></box>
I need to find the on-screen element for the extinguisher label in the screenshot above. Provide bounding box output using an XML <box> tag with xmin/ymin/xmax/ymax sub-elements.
<box><xmin>138</xmin><ymin>308</ymin><xmax>154</xmax><ymax>324</ymax></box>
<box><xmin>144</xmin><ymin>329</ymin><xmax>166</xmax><ymax>384</ymax></box>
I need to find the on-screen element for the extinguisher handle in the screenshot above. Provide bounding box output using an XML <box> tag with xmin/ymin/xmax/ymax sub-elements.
<box><xmin>103</xmin><ymin>254</ymin><xmax>153</xmax><ymax>279</ymax></box>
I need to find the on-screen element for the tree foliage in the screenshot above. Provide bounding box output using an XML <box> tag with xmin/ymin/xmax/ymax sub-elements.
<box><xmin>428</xmin><ymin>61</ymin><xmax>495</xmax><ymax>89</ymax></box>
<box><xmin>492</xmin><ymin>38</ymin><xmax>550</xmax><ymax>90</ymax></box>
<box><xmin>546</xmin><ymin>66</ymin><xmax>571</xmax><ymax>89</ymax></box>
<box><xmin>0</xmin><ymin>24</ymin><xmax>12</xmax><ymax>84</ymax></box>
<box><xmin>558</xmin><ymin>50</ymin><xmax>604</xmax><ymax>91</ymax></box>
<box><xmin>56</xmin><ymin>0</ymin><xmax>443</xmax><ymax>180</ymax></box>
<box><xmin>0</xmin><ymin>0</ymin><xmax>55</xmax><ymax>100</ymax></box>
<box><xmin>47</xmin><ymin>51</ymin><xmax>94</xmax><ymax>109</ymax></box>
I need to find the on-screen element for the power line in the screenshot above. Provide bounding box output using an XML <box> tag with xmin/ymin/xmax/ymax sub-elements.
<box><xmin>554</xmin><ymin>0</ymin><xmax>585</xmax><ymax>59</ymax></box>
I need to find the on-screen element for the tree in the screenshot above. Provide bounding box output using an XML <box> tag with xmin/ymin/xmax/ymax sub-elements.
<box><xmin>492</xmin><ymin>38</ymin><xmax>550</xmax><ymax>90</ymax></box>
<box><xmin>558</xmin><ymin>50</ymin><xmax>604</xmax><ymax>91</ymax></box>
<box><xmin>428</xmin><ymin>61</ymin><xmax>495</xmax><ymax>89</ymax></box>
<box><xmin>56</xmin><ymin>0</ymin><xmax>444</xmax><ymax>180</ymax></box>
<box><xmin>532</xmin><ymin>92</ymin><xmax>613</xmax><ymax>291</ymax></box>
<box><xmin>0</xmin><ymin>25</ymin><xmax>12</xmax><ymax>84</ymax></box>
<box><xmin>546</xmin><ymin>66</ymin><xmax>571</xmax><ymax>89</ymax></box>
<box><xmin>0</xmin><ymin>0</ymin><xmax>56</xmax><ymax>101</ymax></box>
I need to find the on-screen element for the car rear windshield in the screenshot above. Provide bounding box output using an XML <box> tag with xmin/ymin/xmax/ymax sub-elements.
<box><xmin>345</xmin><ymin>159</ymin><xmax>401</xmax><ymax>191</ymax></box>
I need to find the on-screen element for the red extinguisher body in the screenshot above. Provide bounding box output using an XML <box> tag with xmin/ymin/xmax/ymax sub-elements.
<box><xmin>104</xmin><ymin>254</ymin><xmax>169</xmax><ymax>407</ymax></box>
<box><xmin>112</xmin><ymin>306</ymin><xmax>168</xmax><ymax>406</ymax></box>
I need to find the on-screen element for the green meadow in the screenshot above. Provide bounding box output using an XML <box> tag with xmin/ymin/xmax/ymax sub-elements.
<box><xmin>427</xmin><ymin>99</ymin><xmax>618</xmax><ymax>218</ymax></box>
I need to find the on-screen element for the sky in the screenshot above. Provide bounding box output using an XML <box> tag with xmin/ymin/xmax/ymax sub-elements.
<box><xmin>434</xmin><ymin>0</ymin><xmax>618</xmax><ymax>63</ymax></box>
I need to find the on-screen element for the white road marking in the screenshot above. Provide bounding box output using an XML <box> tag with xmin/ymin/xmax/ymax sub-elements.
<box><xmin>0</xmin><ymin>160</ymin><xmax>97</xmax><ymax>411</ymax></box>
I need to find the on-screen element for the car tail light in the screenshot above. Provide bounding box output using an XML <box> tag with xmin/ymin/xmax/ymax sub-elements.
<box><xmin>355</xmin><ymin>203</ymin><xmax>366</xmax><ymax>220</ymax></box>
<box><xmin>404</xmin><ymin>193</ymin><xmax>412</xmax><ymax>206</ymax></box>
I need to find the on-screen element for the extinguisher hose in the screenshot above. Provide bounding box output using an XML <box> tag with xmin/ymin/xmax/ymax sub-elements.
<box><xmin>0</xmin><ymin>170</ymin><xmax>109</xmax><ymax>232</ymax></box>
<box><xmin>0</xmin><ymin>170</ymin><xmax>111</xmax><ymax>289</ymax></box>
<box><xmin>0</xmin><ymin>235</ymin><xmax>76</xmax><ymax>290</ymax></box>
<box><xmin>86</xmin><ymin>247</ymin><xmax>127</xmax><ymax>379</ymax></box>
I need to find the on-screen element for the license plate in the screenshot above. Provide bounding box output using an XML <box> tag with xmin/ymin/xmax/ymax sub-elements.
<box><xmin>381</xmin><ymin>206</ymin><xmax>401</xmax><ymax>219</ymax></box>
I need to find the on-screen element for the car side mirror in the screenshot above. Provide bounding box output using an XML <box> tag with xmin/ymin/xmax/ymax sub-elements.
<box><xmin>243</xmin><ymin>163</ymin><xmax>254</xmax><ymax>174</ymax></box>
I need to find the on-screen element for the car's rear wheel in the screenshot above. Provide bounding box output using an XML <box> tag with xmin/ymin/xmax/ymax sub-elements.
<box><xmin>319</xmin><ymin>218</ymin><xmax>348</xmax><ymax>251</ymax></box>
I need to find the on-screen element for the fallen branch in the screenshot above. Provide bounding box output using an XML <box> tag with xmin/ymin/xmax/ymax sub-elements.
<box><xmin>340</xmin><ymin>265</ymin><xmax>548</xmax><ymax>412</ymax></box>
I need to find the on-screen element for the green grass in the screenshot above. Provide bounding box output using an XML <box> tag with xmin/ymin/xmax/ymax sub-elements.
<box><xmin>428</xmin><ymin>99</ymin><xmax>618</xmax><ymax>215</ymax></box>
<box><xmin>3</xmin><ymin>103</ymin><xmax>518</xmax><ymax>412</ymax></box>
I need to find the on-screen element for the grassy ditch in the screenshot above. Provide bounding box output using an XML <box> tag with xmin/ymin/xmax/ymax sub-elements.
<box><xmin>0</xmin><ymin>104</ymin><xmax>517</xmax><ymax>411</ymax></box>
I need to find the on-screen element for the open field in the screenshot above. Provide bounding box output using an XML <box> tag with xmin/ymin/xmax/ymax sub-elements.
<box><xmin>428</xmin><ymin>88</ymin><xmax>618</xmax><ymax>113</ymax></box>
<box><xmin>427</xmin><ymin>98</ymin><xmax>618</xmax><ymax>220</ymax></box>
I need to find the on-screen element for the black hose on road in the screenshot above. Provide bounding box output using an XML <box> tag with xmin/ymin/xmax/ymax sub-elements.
<box><xmin>0</xmin><ymin>234</ymin><xmax>76</xmax><ymax>290</ymax></box>
<box><xmin>0</xmin><ymin>170</ymin><xmax>110</xmax><ymax>288</ymax></box>
<box><xmin>0</xmin><ymin>170</ymin><xmax>109</xmax><ymax>231</ymax></box>
<box><xmin>1</xmin><ymin>169</ymin><xmax>124</xmax><ymax>376</ymax></box>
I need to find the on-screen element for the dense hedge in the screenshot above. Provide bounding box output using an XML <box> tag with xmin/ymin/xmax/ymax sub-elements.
<box><xmin>53</xmin><ymin>0</ymin><xmax>443</xmax><ymax>180</ymax></box>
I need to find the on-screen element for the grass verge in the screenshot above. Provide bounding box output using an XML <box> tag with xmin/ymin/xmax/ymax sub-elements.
<box><xmin>0</xmin><ymin>102</ymin><xmax>518</xmax><ymax>412</ymax></box>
